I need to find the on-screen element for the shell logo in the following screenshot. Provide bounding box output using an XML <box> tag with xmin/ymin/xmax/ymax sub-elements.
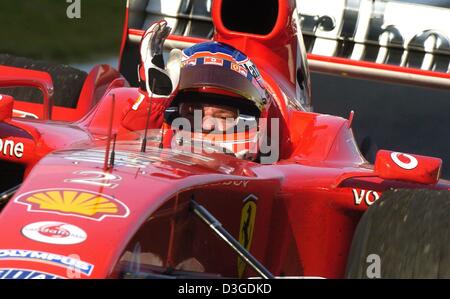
<box><xmin>14</xmin><ymin>189</ymin><xmax>130</xmax><ymax>221</ymax></box>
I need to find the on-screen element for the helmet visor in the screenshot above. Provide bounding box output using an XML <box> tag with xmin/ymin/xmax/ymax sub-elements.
<box><xmin>179</xmin><ymin>64</ymin><xmax>266</xmax><ymax>113</ymax></box>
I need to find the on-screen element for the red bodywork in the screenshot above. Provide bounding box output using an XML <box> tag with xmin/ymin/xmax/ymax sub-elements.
<box><xmin>0</xmin><ymin>0</ymin><xmax>448</xmax><ymax>279</ymax></box>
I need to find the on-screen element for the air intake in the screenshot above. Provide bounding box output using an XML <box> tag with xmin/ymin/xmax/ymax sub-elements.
<box><xmin>220</xmin><ymin>0</ymin><xmax>279</xmax><ymax>35</ymax></box>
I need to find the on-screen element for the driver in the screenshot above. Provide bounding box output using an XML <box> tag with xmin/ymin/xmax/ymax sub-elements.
<box><xmin>178</xmin><ymin>96</ymin><xmax>239</xmax><ymax>133</ymax></box>
<box><xmin>124</xmin><ymin>21</ymin><xmax>273</xmax><ymax>161</ymax></box>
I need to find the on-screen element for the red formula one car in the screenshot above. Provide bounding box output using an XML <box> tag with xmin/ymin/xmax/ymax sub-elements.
<box><xmin>0</xmin><ymin>0</ymin><xmax>448</xmax><ymax>279</ymax></box>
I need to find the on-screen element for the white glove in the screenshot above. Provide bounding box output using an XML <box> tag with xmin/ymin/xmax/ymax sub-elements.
<box><xmin>139</xmin><ymin>20</ymin><xmax>181</xmax><ymax>96</ymax></box>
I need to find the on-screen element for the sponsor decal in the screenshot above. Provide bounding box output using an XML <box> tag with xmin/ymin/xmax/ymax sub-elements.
<box><xmin>352</xmin><ymin>189</ymin><xmax>380</xmax><ymax>206</ymax></box>
<box><xmin>60</xmin><ymin>147</ymin><xmax>214</xmax><ymax>168</ymax></box>
<box><xmin>238</xmin><ymin>194</ymin><xmax>258</xmax><ymax>278</ymax></box>
<box><xmin>391</xmin><ymin>152</ymin><xmax>418</xmax><ymax>170</ymax></box>
<box><xmin>243</xmin><ymin>61</ymin><xmax>261</xmax><ymax>79</ymax></box>
<box><xmin>222</xmin><ymin>180</ymin><xmax>249</xmax><ymax>188</ymax></box>
<box><xmin>0</xmin><ymin>249</ymin><xmax>94</xmax><ymax>276</ymax></box>
<box><xmin>22</xmin><ymin>221</ymin><xmax>87</xmax><ymax>245</ymax></box>
<box><xmin>12</xmin><ymin>109</ymin><xmax>39</xmax><ymax>119</ymax></box>
<box><xmin>143</xmin><ymin>0</ymin><xmax>450</xmax><ymax>72</ymax></box>
<box><xmin>182</xmin><ymin>57</ymin><xmax>197</xmax><ymax>67</ymax></box>
<box><xmin>63</xmin><ymin>149</ymin><xmax>153</xmax><ymax>168</ymax></box>
<box><xmin>299</xmin><ymin>0</ymin><xmax>450</xmax><ymax>72</ymax></box>
<box><xmin>204</xmin><ymin>57</ymin><xmax>224</xmax><ymax>66</ymax></box>
<box><xmin>145</xmin><ymin>1</ymin><xmax>213</xmax><ymax>39</ymax></box>
<box><xmin>183</xmin><ymin>51</ymin><xmax>236</xmax><ymax>62</ymax></box>
<box><xmin>0</xmin><ymin>268</ymin><xmax>64</xmax><ymax>279</ymax></box>
<box><xmin>131</xmin><ymin>93</ymin><xmax>146</xmax><ymax>111</ymax></box>
<box><xmin>14</xmin><ymin>189</ymin><xmax>130</xmax><ymax>221</ymax></box>
<box><xmin>65</xmin><ymin>170</ymin><xmax>121</xmax><ymax>189</ymax></box>
<box><xmin>181</xmin><ymin>46</ymin><xmax>263</xmax><ymax>89</ymax></box>
<box><xmin>0</xmin><ymin>138</ymin><xmax>24</xmax><ymax>158</ymax></box>
<box><xmin>231</xmin><ymin>63</ymin><xmax>248</xmax><ymax>77</ymax></box>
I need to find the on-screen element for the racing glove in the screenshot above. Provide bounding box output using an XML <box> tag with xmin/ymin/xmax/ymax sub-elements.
<box><xmin>138</xmin><ymin>20</ymin><xmax>182</xmax><ymax>97</ymax></box>
<box><xmin>121</xmin><ymin>91</ymin><xmax>168</xmax><ymax>132</ymax></box>
<box><xmin>123</xmin><ymin>20</ymin><xmax>183</xmax><ymax>132</ymax></box>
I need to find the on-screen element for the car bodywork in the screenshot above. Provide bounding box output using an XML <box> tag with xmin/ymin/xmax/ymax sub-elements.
<box><xmin>0</xmin><ymin>0</ymin><xmax>448</xmax><ymax>279</ymax></box>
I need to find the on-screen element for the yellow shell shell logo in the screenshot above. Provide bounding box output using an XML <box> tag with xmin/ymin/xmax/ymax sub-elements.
<box><xmin>15</xmin><ymin>189</ymin><xmax>129</xmax><ymax>221</ymax></box>
<box><xmin>237</xmin><ymin>194</ymin><xmax>258</xmax><ymax>278</ymax></box>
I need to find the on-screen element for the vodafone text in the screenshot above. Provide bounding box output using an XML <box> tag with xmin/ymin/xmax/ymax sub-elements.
<box><xmin>0</xmin><ymin>138</ymin><xmax>24</xmax><ymax>158</ymax></box>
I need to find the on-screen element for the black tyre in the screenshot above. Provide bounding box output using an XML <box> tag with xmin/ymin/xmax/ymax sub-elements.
<box><xmin>0</xmin><ymin>53</ymin><xmax>87</xmax><ymax>108</ymax></box>
<box><xmin>346</xmin><ymin>189</ymin><xmax>450</xmax><ymax>278</ymax></box>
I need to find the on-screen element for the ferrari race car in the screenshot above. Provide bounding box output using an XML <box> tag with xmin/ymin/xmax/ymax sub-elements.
<box><xmin>0</xmin><ymin>0</ymin><xmax>449</xmax><ymax>279</ymax></box>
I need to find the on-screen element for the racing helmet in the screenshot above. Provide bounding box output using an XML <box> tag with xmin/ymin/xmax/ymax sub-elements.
<box><xmin>164</xmin><ymin>41</ymin><xmax>272</xmax><ymax>161</ymax></box>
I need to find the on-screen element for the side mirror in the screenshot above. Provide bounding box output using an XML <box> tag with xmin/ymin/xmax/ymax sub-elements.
<box><xmin>0</xmin><ymin>94</ymin><xmax>14</xmax><ymax>121</ymax></box>
<box><xmin>0</xmin><ymin>65</ymin><xmax>54</xmax><ymax>120</ymax></box>
<box><xmin>374</xmin><ymin>150</ymin><xmax>442</xmax><ymax>185</ymax></box>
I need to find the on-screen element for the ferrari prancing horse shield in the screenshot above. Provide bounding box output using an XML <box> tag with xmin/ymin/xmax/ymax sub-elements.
<box><xmin>238</xmin><ymin>194</ymin><xmax>258</xmax><ymax>278</ymax></box>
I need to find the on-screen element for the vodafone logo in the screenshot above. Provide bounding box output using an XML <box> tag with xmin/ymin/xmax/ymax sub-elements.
<box><xmin>391</xmin><ymin>152</ymin><xmax>418</xmax><ymax>170</ymax></box>
<box><xmin>0</xmin><ymin>138</ymin><xmax>24</xmax><ymax>158</ymax></box>
<box><xmin>21</xmin><ymin>222</ymin><xmax>87</xmax><ymax>245</ymax></box>
<box><xmin>352</xmin><ymin>189</ymin><xmax>380</xmax><ymax>206</ymax></box>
